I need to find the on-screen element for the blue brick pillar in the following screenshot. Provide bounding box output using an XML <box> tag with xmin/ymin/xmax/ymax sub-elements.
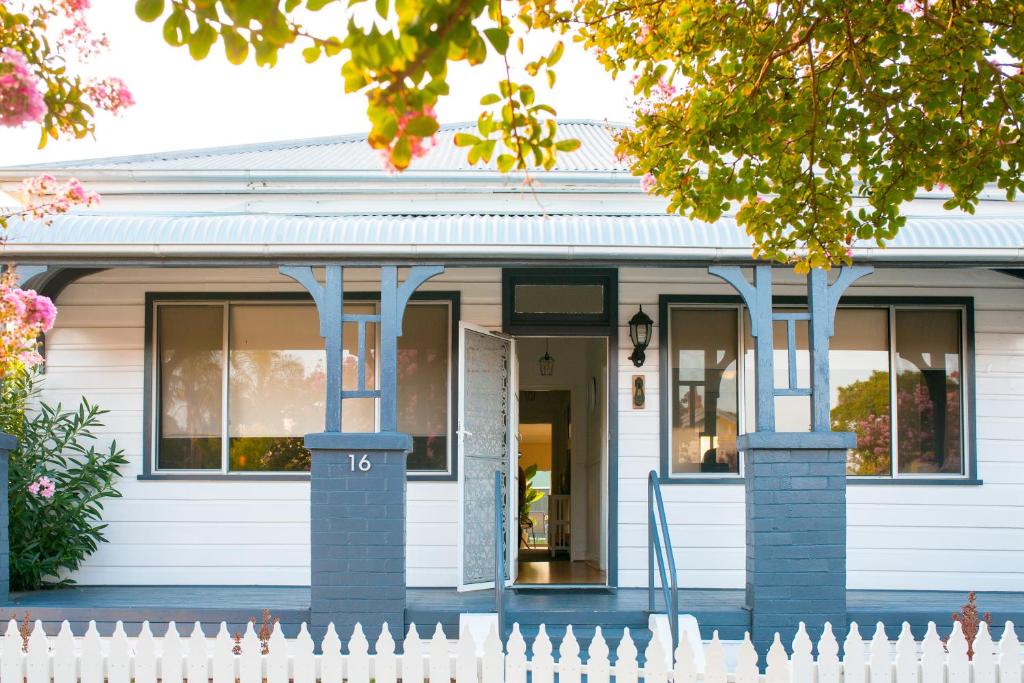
<box><xmin>0</xmin><ymin>432</ymin><xmax>14</xmax><ymax>602</ymax></box>
<box><xmin>738</xmin><ymin>432</ymin><xmax>854</xmax><ymax>657</ymax></box>
<box><xmin>305</xmin><ymin>432</ymin><xmax>411</xmax><ymax>649</ymax></box>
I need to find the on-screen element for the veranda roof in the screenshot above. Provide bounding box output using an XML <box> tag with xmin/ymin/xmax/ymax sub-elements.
<box><xmin>4</xmin><ymin>212</ymin><xmax>1024</xmax><ymax>265</ymax></box>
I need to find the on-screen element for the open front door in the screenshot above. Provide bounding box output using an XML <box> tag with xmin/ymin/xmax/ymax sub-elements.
<box><xmin>458</xmin><ymin>323</ymin><xmax>518</xmax><ymax>591</ymax></box>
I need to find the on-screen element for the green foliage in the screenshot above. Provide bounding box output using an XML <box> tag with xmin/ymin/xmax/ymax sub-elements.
<box><xmin>519</xmin><ymin>463</ymin><xmax>542</xmax><ymax>523</ymax></box>
<box><xmin>136</xmin><ymin>0</ymin><xmax>1024</xmax><ymax>268</ymax></box>
<box><xmin>0</xmin><ymin>371</ymin><xmax>127</xmax><ymax>591</ymax></box>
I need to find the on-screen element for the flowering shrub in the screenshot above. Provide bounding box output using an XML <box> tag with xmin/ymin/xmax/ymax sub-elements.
<box><xmin>0</xmin><ymin>370</ymin><xmax>127</xmax><ymax>591</ymax></box>
<box><xmin>0</xmin><ymin>270</ymin><xmax>56</xmax><ymax>380</ymax></box>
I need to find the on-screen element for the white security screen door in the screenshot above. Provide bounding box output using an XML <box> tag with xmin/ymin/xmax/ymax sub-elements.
<box><xmin>458</xmin><ymin>323</ymin><xmax>517</xmax><ymax>590</ymax></box>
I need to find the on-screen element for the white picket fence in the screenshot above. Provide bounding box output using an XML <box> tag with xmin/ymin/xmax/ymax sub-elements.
<box><xmin>0</xmin><ymin>618</ymin><xmax>1020</xmax><ymax>683</ymax></box>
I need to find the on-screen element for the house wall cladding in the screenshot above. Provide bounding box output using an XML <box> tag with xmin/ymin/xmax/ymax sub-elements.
<box><xmin>41</xmin><ymin>266</ymin><xmax>1024</xmax><ymax>590</ymax></box>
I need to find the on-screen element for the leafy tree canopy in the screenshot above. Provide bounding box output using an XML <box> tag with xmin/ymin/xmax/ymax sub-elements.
<box><xmin>136</xmin><ymin>0</ymin><xmax>1023</xmax><ymax>269</ymax></box>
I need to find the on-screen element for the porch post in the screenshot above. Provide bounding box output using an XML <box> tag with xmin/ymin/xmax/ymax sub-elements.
<box><xmin>0</xmin><ymin>432</ymin><xmax>14</xmax><ymax>602</ymax></box>
<box><xmin>280</xmin><ymin>264</ymin><xmax>443</xmax><ymax>648</ymax></box>
<box><xmin>709</xmin><ymin>265</ymin><xmax>870</xmax><ymax>657</ymax></box>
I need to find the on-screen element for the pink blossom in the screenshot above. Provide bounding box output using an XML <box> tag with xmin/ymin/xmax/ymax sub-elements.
<box><xmin>638</xmin><ymin>23</ymin><xmax>652</xmax><ymax>44</ymax></box>
<box><xmin>898</xmin><ymin>0</ymin><xmax>925</xmax><ymax>18</ymax></box>
<box><xmin>0</xmin><ymin>48</ymin><xmax>46</xmax><ymax>127</ymax></box>
<box><xmin>37</xmin><ymin>476</ymin><xmax>55</xmax><ymax>498</ymax></box>
<box><xmin>19</xmin><ymin>174</ymin><xmax>100</xmax><ymax>223</ymax></box>
<box><xmin>378</xmin><ymin>106</ymin><xmax>438</xmax><ymax>173</ymax></box>
<box><xmin>26</xmin><ymin>481</ymin><xmax>40</xmax><ymax>495</ymax></box>
<box><xmin>655</xmin><ymin>78</ymin><xmax>677</xmax><ymax>99</ymax></box>
<box><xmin>640</xmin><ymin>172</ymin><xmax>656</xmax><ymax>193</ymax></box>
<box><xmin>18</xmin><ymin>350</ymin><xmax>44</xmax><ymax>367</ymax></box>
<box><xmin>1</xmin><ymin>270</ymin><xmax>57</xmax><ymax>377</ymax></box>
<box><xmin>85</xmin><ymin>77</ymin><xmax>134</xmax><ymax>115</ymax></box>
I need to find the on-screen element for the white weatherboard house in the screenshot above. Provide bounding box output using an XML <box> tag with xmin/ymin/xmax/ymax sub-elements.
<box><xmin>1</xmin><ymin>121</ymin><xmax>1022</xmax><ymax>655</ymax></box>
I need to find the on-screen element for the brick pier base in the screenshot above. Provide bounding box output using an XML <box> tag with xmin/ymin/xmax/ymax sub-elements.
<box><xmin>305</xmin><ymin>432</ymin><xmax>411</xmax><ymax>649</ymax></box>
<box><xmin>738</xmin><ymin>432</ymin><xmax>855</xmax><ymax>656</ymax></box>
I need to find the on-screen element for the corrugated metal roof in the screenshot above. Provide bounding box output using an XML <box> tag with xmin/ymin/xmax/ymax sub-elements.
<box><xmin>5</xmin><ymin>212</ymin><xmax>1024</xmax><ymax>263</ymax></box>
<box><xmin>17</xmin><ymin>121</ymin><xmax>628</xmax><ymax>174</ymax></box>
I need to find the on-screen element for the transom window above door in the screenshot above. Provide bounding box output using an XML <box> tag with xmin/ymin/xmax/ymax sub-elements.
<box><xmin>147</xmin><ymin>293</ymin><xmax>457</xmax><ymax>479</ymax></box>
<box><xmin>502</xmin><ymin>269</ymin><xmax>617</xmax><ymax>335</ymax></box>
<box><xmin>660</xmin><ymin>298</ymin><xmax>974</xmax><ymax>481</ymax></box>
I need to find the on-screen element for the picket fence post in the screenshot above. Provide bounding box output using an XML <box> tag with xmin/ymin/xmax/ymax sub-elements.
<box><xmin>480</xmin><ymin>624</ymin><xmax>503</xmax><ymax>683</ymax></box>
<box><xmin>734</xmin><ymin>633</ymin><xmax>758</xmax><ymax>683</ymax></box>
<box><xmin>672</xmin><ymin>626</ymin><xmax>696</xmax><ymax>683</ymax></box>
<box><xmin>347</xmin><ymin>623</ymin><xmax>370</xmax><ymax>683</ymax></box>
<box><xmin>532</xmin><ymin>625</ymin><xmax>554</xmax><ymax>683</ymax></box>
<box><xmin>51</xmin><ymin>622</ymin><xmax>74</xmax><ymax>683</ymax></box>
<box><xmin>292</xmin><ymin>623</ymin><xmax>316</xmax><ymax>683</ymax></box>
<box><xmin>108</xmin><ymin>622</ymin><xmax>131</xmax><ymax>683</ymax></box>
<box><xmin>844</xmin><ymin>622</ymin><xmax>866</xmax><ymax>683</ymax></box>
<box><xmin>454</xmin><ymin>624</ymin><xmax>477</xmax><ymax>683</ymax></box>
<box><xmin>790</xmin><ymin>623</ymin><xmax>813</xmax><ymax>683</ymax></box>
<box><xmin>947</xmin><ymin>620</ymin><xmax>969</xmax><ymax>683</ymax></box>
<box><xmin>212</xmin><ymin>623</ymin><xmax>234</xmax><ymax>683</ymax></box>
<box><xmin>428</xmin><ymin>624</ymin><xmax>448</xmax><ymax>683</ymax></box>
<box><xmin>817</xmin><ymin>622</ymin><xmax>840</xmax><ymax>683</ymax></box>
<box><xmin>587</xmin><ymin>627</ymin><xmax>610</xmax><ymax>683</ymax></box>
<box><xmin>504</xmin><ymin>624</ymin><xmax>526</xmax><ymax>683</ymax></box>
<box><xmin>999</xmin><ymin>622</ymin><xmax>1021</xmax><ymax>683</ymax></box>
<box><xmin>374</xmin><ymin>623</ymin><xmax>397</xmax><ymax>683</ymax></box>
<box><xmin>894</xmin><ymin>623</ymin><xmax>918</xmax><ymax>683</ymax></box>
<box><xmin>643</xmin><ymin>631</ymin><xmax>667</xmax><ymax>683</ymax></box>
<box><xmin>557</xmin><ymin>625</ymin><xmax>581</xmax><ymax>683</ymax></box>
<box><xmin>703</xmin><ymin>631</ymin><xmax>727</xmax><ymax>683</ymax></box>
<box><xmin>974</xmin><ymin>622</ymin><xmax>997</xmax><ymax>683</ymax></box>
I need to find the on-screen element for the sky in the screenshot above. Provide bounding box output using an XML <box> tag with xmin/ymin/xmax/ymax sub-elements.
<box><xmin>0</xmin><ymin>3</ymin><xmax>634</xmax><ymax>166</ymax></box>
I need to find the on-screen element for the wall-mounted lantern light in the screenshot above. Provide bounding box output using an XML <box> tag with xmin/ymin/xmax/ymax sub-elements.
<box><xmin>628</xmin><ymin>305</ymin><xmax>653</xmax><ymax>368</ymax></box>
<box><xmin>539</xmin><ymin>338</ymin><xmax>555</xmax><ymax>376</ymax></box>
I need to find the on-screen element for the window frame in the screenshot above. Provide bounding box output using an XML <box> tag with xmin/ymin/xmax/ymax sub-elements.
<box><xmin>141</xmin><ymin>291</ymin><xmax>460</xmax><ymax>482</ymax></box>
<box><xmin>658</xmin><ymin>294</ymin><xmax>979</xmax><ymax>485</ymax></box>
<box><xmin>502</xmin><ymin>268</ymin><xmax>618</xmax><ymax>335</ymax></box>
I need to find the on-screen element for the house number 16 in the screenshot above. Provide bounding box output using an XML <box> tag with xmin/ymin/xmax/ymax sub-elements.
<box><xmin>348</xmin><ymin>454</ymin><xmax>372</xmax><ymax>472</ymax></box>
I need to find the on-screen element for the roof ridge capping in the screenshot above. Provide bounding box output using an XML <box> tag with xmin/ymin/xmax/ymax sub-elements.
<box><xmin>3</xmin><ymin>119</ymin><xmax>629</xmax><ymax>171</ymax></box>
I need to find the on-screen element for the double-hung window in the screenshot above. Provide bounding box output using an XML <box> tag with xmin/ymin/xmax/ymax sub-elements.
<box><xmin>663</xmin><ymin>299</ymin><xmax>971</xmax><ymax>480</ymax></box>
<box><xmin>150</xmin><ymin>294</ymin><xmax>455</xmax><ymax>477</ymax></box>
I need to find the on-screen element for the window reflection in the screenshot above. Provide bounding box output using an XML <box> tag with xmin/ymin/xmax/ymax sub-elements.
<box><xmin>399</xmin><ymin>304</ymin><xmax>450</xmax><ymax>472</ymax></box>
<box><xmin>158</xmin><ymin>305</ymin><xmax>224</xmax><ymax>470</ymax></box>
<box><xmin>828</xmin><ymin>309</ymin><xmax>891</xmax><ymax>475</ymax></box>
<box><xmin>669</xmin><ymin>308</ymin><xmax>740</xmax><ymax>475</ymax></box>
<box><xmin>895</xmin><ymin>310</ymin><xmax>963</xmax><ymax>474</ymax></box>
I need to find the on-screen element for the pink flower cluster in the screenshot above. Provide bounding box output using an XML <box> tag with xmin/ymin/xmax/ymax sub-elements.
<box><xmin>0</xmin><ymin>49</ymin><xmax>46</xmax><ymax>128</ymax></box>
<box><xmin>85</xmin><ymin>77</ymin><xmax>134</xmax><ymax>116</ymax></box>
<box><xmin>898</xmin><ymin>0</ymin><xmax>925</xmax><ymax>17</ymax></box>
<box><xmin>19</xmin><ymin>174</ymin><xmax>100</xmax><ymax>222</ymax></box>
<box><xmin>379</xmin><ymin>106</ymin><xmax>438</xmax><ymax>173</ymax></box>
<box><xmin>1</xmin><ymin>271</ymin><xmax>57</xmax><ymax>377</ymax></box>
<box><xmin>51</xmin><ymin>0</ymin><xmax>110</xmax><ymax>60</ymax></box>
<box><xmin>640</xmin><ymin>172</ymin><xmax>656</xmax><ymax>193</ymax></box>
<box><xmin>27</xmin><ymin>476</ymin><xmax>56</xmax><ymax>499</ymax></box>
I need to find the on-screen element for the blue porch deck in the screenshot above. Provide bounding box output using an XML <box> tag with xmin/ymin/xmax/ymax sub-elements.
<box><xmin>4</xmin><ymin>586</ymin><xmax>1021</xmax><ymax>643</ymax></box>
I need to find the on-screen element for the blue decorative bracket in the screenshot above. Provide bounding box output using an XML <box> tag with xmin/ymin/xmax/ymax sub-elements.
<box><xmin>279</xmin><ymin>264</ymin><xmax>445</xmax><ymax>433</ymax></box>
<box><xmin>708</xmin><ymin>265</ymin><xmax>873</xmax><ymax>433</ymax></box>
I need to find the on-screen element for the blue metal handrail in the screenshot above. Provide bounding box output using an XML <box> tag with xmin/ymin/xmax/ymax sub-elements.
<box><xmin>494</xmin><ymin>471</ymin><xmax>506</xmax><ymax>641</ymax></box>
<box><xmin>648</xmin><ymin>470</ymin><xmax>679</xmax><ymax>654</ymax></box>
